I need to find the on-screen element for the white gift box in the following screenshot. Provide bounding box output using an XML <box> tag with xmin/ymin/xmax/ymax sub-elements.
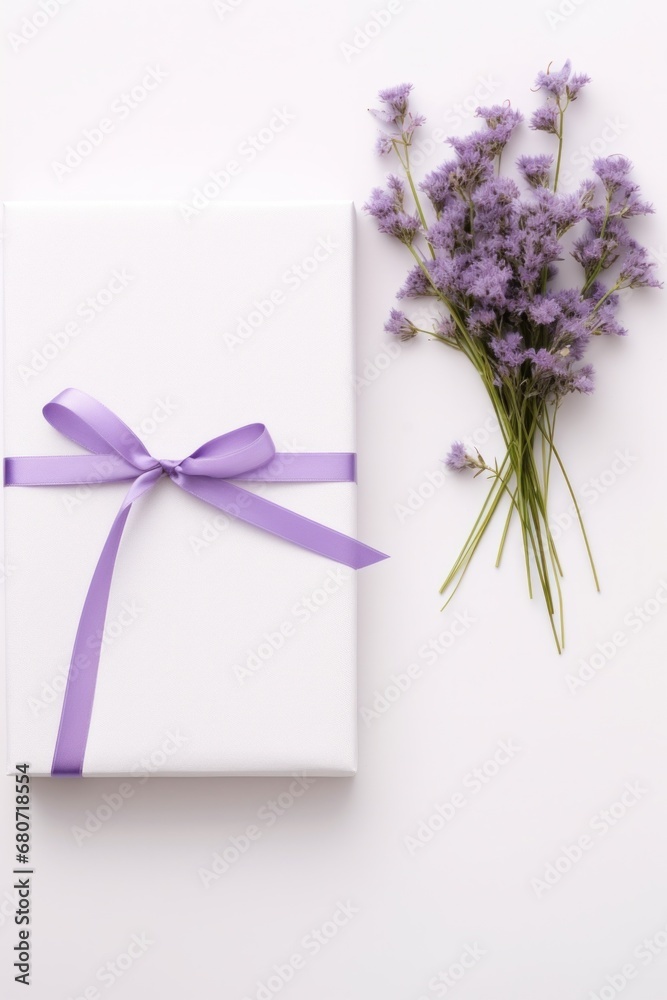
<box><xmin>3</xmin><ymin>200</ymin><xmax>364</xmax><ymax>776</ymax></box>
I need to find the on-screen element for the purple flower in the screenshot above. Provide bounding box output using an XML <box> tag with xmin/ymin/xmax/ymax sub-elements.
<box><xmin>397</xmin><ymin>264</ymin><xmax>433</xmax><ymax>299</ymax></box>
<box><xmin>475</xmin><ymin>177</ymin><xmax>520</xmax><ymax>208</ymax></box>
<box><xmin>420</xmin><ymin>162</ymin><xmax>458</xmax><ymax>213</ymax></box>
<box><xmin>593</xmin><ymin>155</ymin><xmax>632</xmax><ymax>190</ymax></box>
<box><xmin>385</xmin><ymin>308</ymin><xmax>418</xmax><ymax>340</ymax></box>
<box><xmin>426</xmin><ymin>146</ymin><xmax>495</xmax><ymax>201</ymax></box>
<box><xmin>472</xmin><ymin>104</ymin><xmax>523</xmax><ymax>151</ymax></box>
<box><xmin>364</xmin><ymin>186</ymin><xmax>395</xmax><ymax>218</ymax></box>
<box><xmin>534</xmin><ymin>187</ymin><xmax>587</xmax><ymax>235</ymax></box>
<box><xmin>489</xmin><ymin>332</ymin><xmax>527</xmax><ymax>376</ymax></box>
<box><xmin>528</xmin><ymin>347</ymin><xmax>567</xmax><ymax>375</ymax></box>
<box><xmin>535</xmin><ymin>60</ymin><xmax>572</xmax><ymax>97</ymax></box>
<box><xmin>514</xmin><ymin>215</ymin><xmax>562</xmax><ymax>286</ymax></box>
<box><xmin>379</xmin><ymin>83</ymin><xmax>412</xmax><ymax>103</ymax></box>
<box><xmin>472</xmin><ymin>178</ymin><xmax>520</xmax><ymax>238</ymax></box>
<box><xmin>567</xmin><ymin>72</ymin><xmax>591</xmax><ymax>100</ymax></box>
<box><xmin>588</xmin><ymin>294</ymin><xmax>627</xmax><ymax>337</ymax></box>
<box><xmin>409</xmin><ymin>114</ymin><xmax>427</xmax><ymax>130</ymax></box>
<box><xmin>367</xmin><ymin>73</ymin><xmax>659</xmax><ymax>408</ymax></box>
<box><xmin>363</xmin><ymin>177</ymin><xmax>422</xmax><ymax>245</ymax></box>
<box><xmin>524</xmin><ymin>348</ymin><xmax>595</xmax><ymax>399</ymax></box>
<box><xmin>619</xmin><ymin>190</ymin><xmax>654</xmax><ymax>218</ymax></box>
<box><xmin>530</xmin><ymin>105</ymin><xmax>559</xmax><ymax>134</ymax></box>
<box><xmin>427</xmin><ymin>203</ymin><xmax>469</xmax><ymax>251</ymax></box>
<box><xmin>448</xmin><ymin>110</ymin><xmax>521</xmax><ymax>163</ymax></box>
<box><xmin>371</xmin><ymin>83</ymin><xmax>425</xmax><ymax>156</ymax></box>
<box><xmin>460</xmin><ymin>257</ymin><xmax>512</xmax><ymax>308</ymax></box>
<box><xmin>468</xmin><ymin>307</ymin><xmax>497</xmax><ymax>335</ymax></box>
<box><xmin>429</xmin><ymin>254</ymin><xmax>465</xmax><ymax>301</ymax></box>
<box><xmin>475</xmin><ymin>104</ymin><xmax>523</xmax><ymax>131</ymax></box>
<box><xmin>619</xmin><ymin>242</ymin><xmax>662</xmax><ymax>289</ymax></box>
<box><xmin>528</xmin><ymin>295</ymin><xmax>561</xmax><ymax>325</ymax></box>
<box><xmin>436</xmin><ymin>314</ymin><xmax>457</xmax><ymax>338</ymax></box>
<box><xmin>573</xmin><ymin>233</ymin><xmax>607</xmax><ymax>276</ymax></box>
<box><xmin>382</xmin><ymin>212</ymin><xmax>422</xmax><ymax>243</ymax></box>
<box><xmin>593</xmin><ymin>156</ymin><xmax>654</xmax><ymax>217</ymax></box>
<box><xmin>445</xmin><ymin>441</ymin><xmax>477</xmax><ymax>472</ymax></box>
<box><xmin>375</xmin><ymin>133</ymin><xmax>395</xmax><ymax>156</ymax></box>
<box><xmin>534</xmin><ymin>60</ymin><xmax>588</xmax><ymax>101</ymax></box>
<box><xmin>517</xmin><ymin>154</ymin><xmax>553</xmax><ymax>188</ymax></box>
<box><xmin>571</xmin><ymin>364</ymin><xmax>595</xmax><ymax>394</ymax></box>
<box><xmin>371</xmin><ymin>83</ymin><xmax>413</xmax><ymax>125</ymax></box>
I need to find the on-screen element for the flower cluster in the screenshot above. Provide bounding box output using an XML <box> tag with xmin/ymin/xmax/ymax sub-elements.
<box><xmin>365</xmin><ymin>62</ymin><xmax>661</xmax><ymax>650</ymax></box>
<box><xmin>366</xmin><ymin>65</ymin><xmax>659</xmax><ymax>407</ymax></box>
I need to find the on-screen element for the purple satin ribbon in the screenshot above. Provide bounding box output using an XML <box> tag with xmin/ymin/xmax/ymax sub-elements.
<box><xmin>4</xmin><ymin>388</ymin><xmax>387</xmax><ymax>776</ymax></box>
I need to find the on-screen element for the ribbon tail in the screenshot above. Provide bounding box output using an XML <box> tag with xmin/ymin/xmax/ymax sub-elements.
<box><xmin>51</xmin><ymin>468</ymin><xmax>162</xmax><ymax>776</ymax></box>
<box><xmin>174</xmin><ymin>474</ymin><xmax>388</xmax><ymax>569</ymax></box>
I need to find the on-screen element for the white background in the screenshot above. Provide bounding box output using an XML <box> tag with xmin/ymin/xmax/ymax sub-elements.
<box><xmin>2</xmin><ymin>0</ymin><xmax>667</xmax><ymax>998</ymax></box>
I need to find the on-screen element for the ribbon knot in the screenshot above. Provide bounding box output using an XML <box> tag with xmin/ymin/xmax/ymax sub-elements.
<box><xmin>5</xmin><ymin>388</ymin><xmax>387</xmax><ymax>776</ymax></box>
<box><xmin>158</xmin><ymin>458</ymin><xmax>181</xmax><ymax>477</ymax></box>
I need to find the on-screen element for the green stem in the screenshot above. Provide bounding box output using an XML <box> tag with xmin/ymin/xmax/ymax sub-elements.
<box><xmin>397</xmin><ymin>138</ymin><xmax>434</xmax><ymax>259</ymax></box>
<box><xmin>439</xmin><ymin>454</ymin><xmax>512</xmax><ymax>595</ymax></box>
<box><xmin>540</xmin><ymin>423</ymin><xmax>600</xmax><ymax>592</ymax></box>
<box><xmin>553</xmin><ymin>104</ymin><xmax>565</xmax><ymax>193</ymax></box>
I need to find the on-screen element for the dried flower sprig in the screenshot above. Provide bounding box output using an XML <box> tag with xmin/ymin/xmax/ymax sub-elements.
<box><xmin>366</xmin><ymin>65</ymin><xmax>661</xmax><ymax>651</ymax></box>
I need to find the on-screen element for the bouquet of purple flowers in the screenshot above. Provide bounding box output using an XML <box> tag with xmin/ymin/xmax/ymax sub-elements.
<box><xmin>365</xmin><ymin>63</ymin><xmax>660</xmax><ymax>651</ymax></box>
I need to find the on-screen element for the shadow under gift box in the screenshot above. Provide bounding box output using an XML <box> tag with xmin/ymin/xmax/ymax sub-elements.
<box><xmin>2</xmin><ymin>200</ymin><xmax>381</xmax><ymax>777</ymax></box>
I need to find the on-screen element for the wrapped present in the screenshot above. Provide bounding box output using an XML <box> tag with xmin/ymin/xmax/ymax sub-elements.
<box><xmin>3</xmin><ymin>200</ymin><xmax>385</xmax><ymax>776</ymax></box>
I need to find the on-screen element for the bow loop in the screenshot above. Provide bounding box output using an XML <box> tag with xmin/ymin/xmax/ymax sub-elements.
<box><xmin>44</xmin><ymin>388</ymin><xmax>158</xmax><ymax>473</ymax></box>
<box><xmin>177</xmin><ymin>423</ymin><xmax>275</xmax><ymax>479</ymax></box>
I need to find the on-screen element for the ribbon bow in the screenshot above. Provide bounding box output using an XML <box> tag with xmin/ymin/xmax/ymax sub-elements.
<box><xmin>4</xmin><ymin>389</ymin><xmax>387</xmax><ymax>776</ymax></box>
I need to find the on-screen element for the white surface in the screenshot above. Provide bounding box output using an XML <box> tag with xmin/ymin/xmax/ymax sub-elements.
<box><xmin>4</xmin><ymin>201</ymin><xmax>358</xmax><ymax>775</ymax></box>
<box><xmin>1</xmin><ymin>0</ymin><xmax>666</xmax><ymax>996</ymax></box>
